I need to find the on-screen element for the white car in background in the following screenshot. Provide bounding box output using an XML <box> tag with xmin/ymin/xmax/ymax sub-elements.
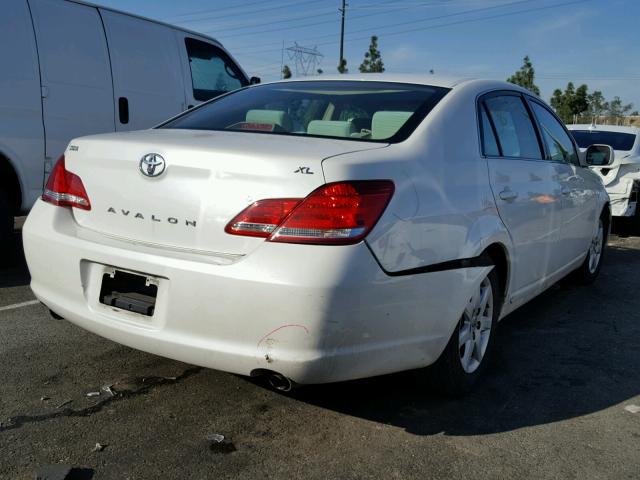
<box><xmin>23</xmin><ymin>76</ymin><xmax>612</xmax><ymax>394</ymax></box>
<box><xmin>568</xmin><ymin>125</ymin><xmax>640</xmax><ymax>220</ymax></box>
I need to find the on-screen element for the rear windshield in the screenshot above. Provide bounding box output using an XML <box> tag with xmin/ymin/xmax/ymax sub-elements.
<box><xmin>570</xmin><ymin>130</ymin><xmax>637</xmax><ymax>151</ymax></box>
<box><xmin>161</xmin><ymin>81</ymin><xmax>449</xmax><ymax>143</ymax></box>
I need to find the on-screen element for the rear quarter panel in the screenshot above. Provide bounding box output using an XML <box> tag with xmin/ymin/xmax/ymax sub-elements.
<box><xmin>322</xmin><ymin>82</ymin><xmax>512</xmax><ymax>274</ymax></box>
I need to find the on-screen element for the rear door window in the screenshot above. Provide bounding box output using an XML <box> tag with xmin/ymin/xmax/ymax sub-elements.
<box><xmin>480</xmin><ymin>106</ymin><xmax>500</xmax><ymax>156</ymax></box>
<box><xmin>483</xmin><ymin>95</ymin><xmax>542</xmax><ymax>159</ymax></box>
<box><xmin>529</xmin><ymin>101</ymin><xmax>578</xmax><ymax>164</ymax></box>
<box><xmin>185</xmin><ymin>38</ymin><xmax>246</xmax><ymax>101</ymax></box>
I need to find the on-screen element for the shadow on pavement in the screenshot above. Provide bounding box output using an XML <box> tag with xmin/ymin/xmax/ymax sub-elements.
<box><xmin>287</xmin><ymin>242</ymin><xmax>640</xmax><ymax>436</ymax></box>
<box><xmin>0</xmin><ymin>229</ymin><xmax>30</xmax><ymax>288</ymax></box>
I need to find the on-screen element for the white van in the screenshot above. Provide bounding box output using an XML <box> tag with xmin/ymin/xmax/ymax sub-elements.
<box><xmin>0</xmin><ymin>0</ymin><xmax>254</xmax><ymax>245</ymax></box>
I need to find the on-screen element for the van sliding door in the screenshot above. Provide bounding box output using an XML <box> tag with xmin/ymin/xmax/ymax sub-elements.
<box><xmin>99</xmin><ymin>10</ymin><xmax>186</xmax><ymax>131</ymax></box>
<box><xmin>28</xmin><ymin>0</ymin><xmax>114</xmax><ymax>164</ymax></box>
<box><xmin>2</xmin><ymin>0</ymin><xmax>44</xmax><ymax>204</ymax></box>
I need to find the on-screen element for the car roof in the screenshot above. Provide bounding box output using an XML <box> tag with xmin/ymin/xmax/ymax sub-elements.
<box><xmin>258</xmin><ymin>74</ymin><xmax>531</xmax><ymax>92</ymax></box>
<box><xmin>64</xmin><ymin>0</ymin><xmax>223</xmax><ymax>47</ymax></box>
<box><xmin>567</xmin><ymin>124</ymin><xmax>640</xmax><ymax>134</ymax></box>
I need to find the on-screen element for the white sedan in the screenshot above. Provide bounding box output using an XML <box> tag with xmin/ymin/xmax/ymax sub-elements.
<box><xmin>568</xmin><ymin>124</ymin><xmax>640</xmax><ymax>219</ymax></box>
<box><xmin>23</xmin><ymin>75</ymin><xmax>612</xmax><ymax>394</ymax></box>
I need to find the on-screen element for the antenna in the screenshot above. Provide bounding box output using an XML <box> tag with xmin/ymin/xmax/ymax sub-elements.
<box><xmin>286</xmin><ymin>43</ymin><xmax>324</xmax><ymax>77</ymax></box>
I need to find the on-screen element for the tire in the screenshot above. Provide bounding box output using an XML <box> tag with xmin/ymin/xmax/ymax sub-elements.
<box><xmin>574</xmin><ymin>216</ymin><xmax>606</xmax><ymax>285</ymax></box>
<box><xmin>431</xmin><ymin>266</ymin><xmax>502</xmax><ymax>396</ymax></box>
<box><xmin>0</xmin><ymin>191</ymin><xmax>13</xmax><ymax>249</ymax></box>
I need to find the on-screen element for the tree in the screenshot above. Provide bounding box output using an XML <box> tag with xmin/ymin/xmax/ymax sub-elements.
<box><xmin>282</xmin><ymin>64</ymin><xmax>292</xmax><ymax>79</ymax></box>
<box><xmin>550</xmin><ymin>82</ymin><xmax>589</xmax><ymax>123</ymax></box>
<box><xmin>507</xmin><ymin>55</ymin><xmax>540</xmax><ymax>95</ymax></box>
<box><xmin>607</xmin><ymin>96</ymin><xmax>633</xmax><ymax>119</ymax></box>
<box><xmin>359</xmin><ymin>35</ymin><xmax>385</xmax><ymax>73</ymax></box>
<box><xmin>549</xmin><ymin>84</ymin><xmax>634</xmax><ymax>123</ymax></box>
<box><xmin>586</xmin><ymin>90</ymin><xmax>608</xmax><ymax>120</ymax></box>
<box><xmin>337</xmin><ymin>58</ymin><xmax>348</xmax><ymax>74</ymax></box>
<box><xmin>571</xmin><ymin>84</ymin><xmax>589</xmax><ymax>118</ymax></box>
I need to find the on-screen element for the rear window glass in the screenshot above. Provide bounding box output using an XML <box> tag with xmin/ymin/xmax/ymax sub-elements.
<box><xmin>570</xmin><ymin>130</ymin><xmax>636</xmax><ymax>151</ymax></box>
<box><xmin>161</xmin><ymin>81</ymin><xmax>449</xmax><ymax>143</ymax></box>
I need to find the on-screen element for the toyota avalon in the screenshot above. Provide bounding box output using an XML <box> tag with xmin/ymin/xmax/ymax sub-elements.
<box><xmin>23</xmin><ymin>76</ymin><xmax>612</xmax><ymax>394</ymax></box>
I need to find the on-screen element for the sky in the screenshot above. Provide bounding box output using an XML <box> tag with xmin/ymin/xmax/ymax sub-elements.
<box><xmin>95</xmin><ymin>0</ymin><xmax>640</xmax><ymax>108</ymax></box>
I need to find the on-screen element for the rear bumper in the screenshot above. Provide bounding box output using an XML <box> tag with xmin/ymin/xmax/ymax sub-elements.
<box><xmin>23</xmin><ymin>201</ymin><xmax>489</xmax><ymax>384</ymax></box>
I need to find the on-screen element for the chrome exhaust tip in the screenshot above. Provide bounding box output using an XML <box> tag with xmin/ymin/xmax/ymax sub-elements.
<box><xmin>267</xmin><ymin>373</ymin><xmax>295</xmax><ymax>392</ymax></box>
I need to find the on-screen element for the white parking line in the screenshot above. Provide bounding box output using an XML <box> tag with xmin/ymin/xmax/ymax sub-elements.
<box><xmin>0</xmin><ymin>299</ymin><xmax>40</xmax><ymax>312</ymax></box>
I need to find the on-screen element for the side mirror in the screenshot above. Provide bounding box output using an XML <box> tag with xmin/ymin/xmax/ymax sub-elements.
<box><xmin>585</xmin><ymin>144</ymin><xmax>615</xmax><ymax>167</ymax></box>
<box><xmin>249</xmin><ymin>76</ymin><xmax>261</xmax><ymax>85</ymax></box>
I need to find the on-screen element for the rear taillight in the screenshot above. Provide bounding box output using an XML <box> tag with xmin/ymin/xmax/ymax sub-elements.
<box><xmin>42</xmin><ymin>155</ymin><xmax>91</xmax><ymax>210</ymax></box>
<box><xmin>225</xmin><ymin>180</ymin><xmax>394</xmax><ymax>245</ymax></box>
<box><xmin>224</xmin><ymin>198</ymin><xmax>301</xmax><ymax>238</ymax></box>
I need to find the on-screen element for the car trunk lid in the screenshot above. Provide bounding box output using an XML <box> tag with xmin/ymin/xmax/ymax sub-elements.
<box><xmin>67</xmin><ymin>129</ymin><xmax>386</xmax><ymax>256</ymax></box>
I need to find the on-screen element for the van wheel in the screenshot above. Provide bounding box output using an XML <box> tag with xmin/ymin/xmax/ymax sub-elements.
<box><xmin>0</xmin><ymin>192</ymin><xmax>13</xmax><ymax>248</ymax></box>
<box><xmin>431</xmin><ymin>267</ymin><xmax>501</xmax><ymax>396</ymax></box>
<box><xmin>574</xmin><ymin>217</ymin><xmax>605</xmax><ymax>285</ymax></box>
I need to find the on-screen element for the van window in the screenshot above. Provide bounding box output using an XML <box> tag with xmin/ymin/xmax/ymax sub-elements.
<box><xmin>185</xmin><ymin>38</ymin><xmax>246</xmax><ymax>101</ymax></box>
<box><xmin>484</xmin><ymin>95</ymin><xmax>542</xmax><ymax>159</ymax></box>
<box><xmin>530</xmin><ymin>101</ymin><xmax>578</xmax><ymax>164</ymax></box>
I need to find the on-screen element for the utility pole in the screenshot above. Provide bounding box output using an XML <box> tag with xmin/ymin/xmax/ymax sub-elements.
<box><xmin>280</xmin><ymin>40</ymin><xmax>285</xmax><ymax>79</ymax></box>
<box><xmin>339</xmin><ymin>0</ymin><xmax>346</xmax><ymax>68</ymax></box>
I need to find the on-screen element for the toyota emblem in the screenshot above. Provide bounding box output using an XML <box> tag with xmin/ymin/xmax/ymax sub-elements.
<box><xmin>139</xmin><ymin>153</ymin><xmax>166</xmax><ymax>177</ymax></box>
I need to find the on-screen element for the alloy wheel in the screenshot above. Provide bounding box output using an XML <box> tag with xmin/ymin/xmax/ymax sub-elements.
<box><xmin>588</xmin><ymin>220</ymin><xmax>604</xmax><ymax>274</ymax></box>
<box><xmin>458</xmin><ymin>277</ymin><xmax>493</xmax><ymax>374</ymax></box>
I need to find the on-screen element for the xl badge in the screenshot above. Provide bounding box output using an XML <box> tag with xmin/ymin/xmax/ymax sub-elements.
<box><xmin>139</xmin><ymin>153</ymin><xmax>166</xmax><ymax>178</ymax></box>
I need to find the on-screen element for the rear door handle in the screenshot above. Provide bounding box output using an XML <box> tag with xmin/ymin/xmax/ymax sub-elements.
<box><xmin>499</xmin><ymin>188</ymin><xmax>518</xmax><ymax>202</ymax></box>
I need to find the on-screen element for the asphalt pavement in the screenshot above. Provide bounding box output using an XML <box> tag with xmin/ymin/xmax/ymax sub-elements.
<box><xmin>1</xmin><ymin>221</ymin><xmax>639</xmax><ymax>479</ymax></box>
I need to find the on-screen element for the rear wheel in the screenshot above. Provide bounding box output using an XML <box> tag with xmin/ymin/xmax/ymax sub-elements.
<box><xmin>431</xmin><ymin>267</ymin><xmax>501</xmax><ymax>396</ymax></box>
<box><xmin>0</xmin><ymin>191</ymin><xmax>13</xmax><ymax>249</ymax></box>
<box><xmin>574</xmin><ymin>217</ymin><xmax>605</xmax><ymax>284</ymax></box>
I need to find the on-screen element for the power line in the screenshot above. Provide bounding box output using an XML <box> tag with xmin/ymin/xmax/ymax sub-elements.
<box><xmin>235</xmin><ymin>0</ymin><xmax>589</xmax><ymax>59</ymax></box>
<box><xmin>166</xmin><ymin>0</ymin><xmax>269</xmax><ymax>20</ymax></box>
<box><xmin>227</xmin><ymin>0</ymin><xmax>538</xmax><ymax>55</ymax></box>
<box><xmin>341</xmin><ymin>0</ymin><xmax>590</xmax><ymax>44</ymax></box>
<box><xmin>214</xmin><ymin>0</ymin><xmax>436</xmax><ymax>39</ymax></box>
<box><xmin>204</xmin><ymin>0</ymin><xmax>400</xmax><ymax>38</ymax></box>
<box><xmin>173</xmin><ymin>0</ymin><xmax>322</xmax><ymax>25</ymax></box>
<box><xmin>197</xmin><ymin>7</ymin><xmax>337</xmax><ymax>35</ymax></box>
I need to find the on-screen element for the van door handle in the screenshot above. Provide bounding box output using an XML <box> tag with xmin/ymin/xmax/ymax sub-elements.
<box><xmin>118</xmin><ymin>97</ymin><xmax>129</xmax><ymax>125</ymax></box>
<box><xmin>499</xmin><ymin>188</ymin><xmax>518</xmax><ymax>202</ymax></box>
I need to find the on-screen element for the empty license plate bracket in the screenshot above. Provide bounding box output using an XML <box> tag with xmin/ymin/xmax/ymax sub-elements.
<box><xmin>99</xmin><ymin>269</ymin><xmax>159</xmax><ymax>316</ymax></box>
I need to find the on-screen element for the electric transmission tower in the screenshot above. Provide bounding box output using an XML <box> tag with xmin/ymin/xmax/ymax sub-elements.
<box><xmin>285</xmin><ymin>43</ymin><xmax>324</xmax><ymax>76</ymax></box>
